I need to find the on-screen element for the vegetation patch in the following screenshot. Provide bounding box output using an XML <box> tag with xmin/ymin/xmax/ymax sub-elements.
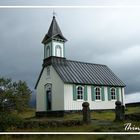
<box><xmin>17</xmin><ymin>119</ymin><xmax>83</xmax><ymax>129</ymax></box>
<box><xmin>0</xmin><ymin>112</ymin><xmax>23</xmax><ymax>131</ymax></box>
<box><xmin>125</xmin><ymin>113</ymin><xmax>140</xmax><ymax>121</ymax></box>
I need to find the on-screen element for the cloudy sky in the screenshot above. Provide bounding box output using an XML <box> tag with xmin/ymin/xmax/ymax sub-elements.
<box><xmin>0</xmin><ymin>0</ymin><xmax>140</xmax><ymax>103</ymax></box>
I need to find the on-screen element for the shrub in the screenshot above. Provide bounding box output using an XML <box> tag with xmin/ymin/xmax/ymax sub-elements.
<box><xmin>0</xmin><ymin>112</ymin><xmax>23</xmax><ymax>131</ymax></box>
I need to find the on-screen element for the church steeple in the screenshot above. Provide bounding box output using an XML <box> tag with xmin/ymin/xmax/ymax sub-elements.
<box><xmin>42</xmin><ymin>16</ymin><xmax>67</xmax><ymax>59</ymax></box>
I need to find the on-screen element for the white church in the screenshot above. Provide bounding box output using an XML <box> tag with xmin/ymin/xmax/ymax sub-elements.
<box><xmin>35</xmin><ymin>16</ymin><xmax>125</xmax><ymax>116</ymax></box>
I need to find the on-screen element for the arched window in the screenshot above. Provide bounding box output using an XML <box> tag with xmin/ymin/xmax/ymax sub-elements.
<box><xmin>55</xmin><ymin>45</ymin><xmax>61</xmax><ymax>57</ymax></box>
<box><xmin>46</xmin><ymin>46</ymin><xmax>50</xmax><ymax>58</ymax></box>
<box><xmin>111</xmin><ymin>88</ymin><xmax>116</xmax><ymax>100</ymax></box>
<box><xmin>76</xmin><ymin>86</ymin><xmax>84</xmax><ymax>100</ymax></box>
<box><xmin>95</xmin><ymin>87</ymin><xmax>101</xmax><ymax>100</ymax></box>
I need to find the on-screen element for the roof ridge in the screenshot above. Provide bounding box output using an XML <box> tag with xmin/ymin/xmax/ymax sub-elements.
<box><xmin>66</xmin><ymin>59</ymin><xmax>106</xmax><ymax>66</ymax></box>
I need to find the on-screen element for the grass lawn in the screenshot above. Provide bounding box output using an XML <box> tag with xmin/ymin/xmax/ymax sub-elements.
<box><xmin>125</xmin><ymin>106</ymin><xmax>140</xmax><ymax>114</ymax></box>
<box><xmin>8</xmin><ymin>106</ymin><xmax>140</xmax><ymax>132</ymax></box>
<box><xmin>1</xmin><ymin>106</ymin><xmax>140</xmax><ymax>140</ymax></box>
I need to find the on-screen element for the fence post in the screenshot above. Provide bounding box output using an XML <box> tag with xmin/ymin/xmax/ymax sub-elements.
<box><xmin>82</xmin><ymin>102</ymin><xmax>91</xmax><ymax>124</ymax></box>
<box><xmin>115</xmin><ymin>101</ymin><xmax>125</xmax><ymax>121</ymax></box>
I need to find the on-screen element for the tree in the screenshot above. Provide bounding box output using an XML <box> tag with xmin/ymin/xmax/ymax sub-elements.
<box><xmin>0</xmin><ymin>77</ymin><xmax>31</xmax><ymax>112</ymax></box>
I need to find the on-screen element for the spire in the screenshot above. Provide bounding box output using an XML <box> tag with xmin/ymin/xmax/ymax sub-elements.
<box><xmin>42</xmin><ymin>15</ymin><xmax>67</xmax><ymax>44</ymax></box>
<box><xmin>47</xmin><ymin>16</ymin><xmax>63</xmax><ymax>38</ymax></box>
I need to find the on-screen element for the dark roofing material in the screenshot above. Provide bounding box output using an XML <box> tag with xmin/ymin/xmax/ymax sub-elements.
<box><xmin>52</xmin><ymin>58</ymin><xmax>125</xmax><ymax>87</ymax></box>
<box><xmin>42</xmin><ymin>16</ymin><xmax>67</xmax><ymax>44</ymax></box>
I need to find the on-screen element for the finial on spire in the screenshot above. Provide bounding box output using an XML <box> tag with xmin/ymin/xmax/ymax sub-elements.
<box><xmin>53</xmin><ymin>10</ymin><xmax>57</xmax><ymax>18</ymax></box>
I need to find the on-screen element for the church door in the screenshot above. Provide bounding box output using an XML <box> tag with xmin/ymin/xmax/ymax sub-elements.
<box><xmin>45</xmin><ymin>84</ymin><xmax>52</xmax><ymax>111</ymax></box>
<box><xmin>46</xmin><ymin>90</ymin><xmax>51</xmax><ymax>110</ymax></box>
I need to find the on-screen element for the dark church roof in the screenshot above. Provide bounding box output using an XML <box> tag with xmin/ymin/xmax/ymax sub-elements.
<box><xmin>42</xmin><ymin>16</ymin><xmax>67</xmax><ymax>44</ymax></box>
<box><xmin>53</xmin><ymin>59</ymin><xmax>125</xmax><ymax>87</ymax></box>
<box><xmin>35</xmin><ymin>57</ymin><xmax>125</xmax><ymax>89</ymax></box>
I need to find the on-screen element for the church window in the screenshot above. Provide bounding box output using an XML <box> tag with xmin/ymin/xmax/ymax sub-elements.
<box><xmin>46</xmin><ymin>46</ymin><xmax>50</xmax><ymax>58</ymax></box>
<box><xmin>55</xmin><ymin>45</ymin><xmax>61</xmax><ymax>57</ymax></box>
<box><xmin>111</xmin><ymin>88</ymin><xmax>116</xmax><ymax>100</ymax></box>
<box><xmin>76</xmin><ymin>86</ymin><xmax>84</xmax><ymax>100</ymax></box>
<box><xmin>95</xmin><ymin>87</ymin><xmax>101</xmax><ymax>100</ymax></box>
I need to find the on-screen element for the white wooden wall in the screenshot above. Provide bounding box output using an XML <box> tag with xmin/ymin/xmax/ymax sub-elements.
<box><xmin>64</xmin><ymin>84</ymin><xmax>125</xmax><ymax>110</ymax></box>
<box><xmin>36</xmin><ymin>66</ymin><xmax>64</xmax><ymax>111</ymax></box>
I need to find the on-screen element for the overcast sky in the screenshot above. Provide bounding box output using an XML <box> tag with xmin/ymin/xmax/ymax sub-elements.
<box><xmin>0</xmin><ymin>0</ymin><xmax>140</xmax><ymax>103</ymax></box>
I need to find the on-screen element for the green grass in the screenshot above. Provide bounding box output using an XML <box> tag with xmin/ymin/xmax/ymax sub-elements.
<box><xmin>4</xmin><ymin>106</ymin><xmax>140</xmax><ymax>132</ymax></box>
<box><xmin>125</xmin><ymin>106</ymin><xmax>140</xmax><ymax>114</ymax></box>
<box><xmin>1</xmin><ymin>107</ymin><xmax>140</xmax><ymax>140</ymax></box>
<box><xmin>13</xmin><ymin>106</ymin><xmax>139</xmax><ymax>121</ymax></box>
<box><xmin>15</xmin><ymin>108</ymin><xmax>35</xmax><ymax>119</ymax></box>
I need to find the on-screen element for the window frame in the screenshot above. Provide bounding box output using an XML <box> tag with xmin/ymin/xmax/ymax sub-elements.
<box><xmin>94</xmin><ymin>87</ymin><xmax>101</xmax><ymax>101</ymax></box>
<box><xmin>76</xmin><ymin>85</ymin><xmax>84</xmax><ymax>101</ymax></box>
<box><xmin>55</xmin><ymin>45</ymin><xmax>62</xmax><ymax>57</ymax></box>
<box><xmin>46</xmin><ymin>46</ymin><xmax>50</xmax><ymax>58</ymax></box>
<box><xmin>110</xmin><ymin>87</ymin><xmax>116</xmax><ymax>100</ymax></box>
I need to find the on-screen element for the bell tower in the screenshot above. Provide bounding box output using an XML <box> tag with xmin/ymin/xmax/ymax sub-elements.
<box><xmin>42</xmin><ymin>15</ymin><xmax>67</xmax><ymax>59</ymax></box>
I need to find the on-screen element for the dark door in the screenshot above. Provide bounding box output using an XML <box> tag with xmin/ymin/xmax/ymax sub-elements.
<box><xmin>46</xmin><ymin>90</ymin><xmax>51</xmax><ymax>110</ymax></box>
